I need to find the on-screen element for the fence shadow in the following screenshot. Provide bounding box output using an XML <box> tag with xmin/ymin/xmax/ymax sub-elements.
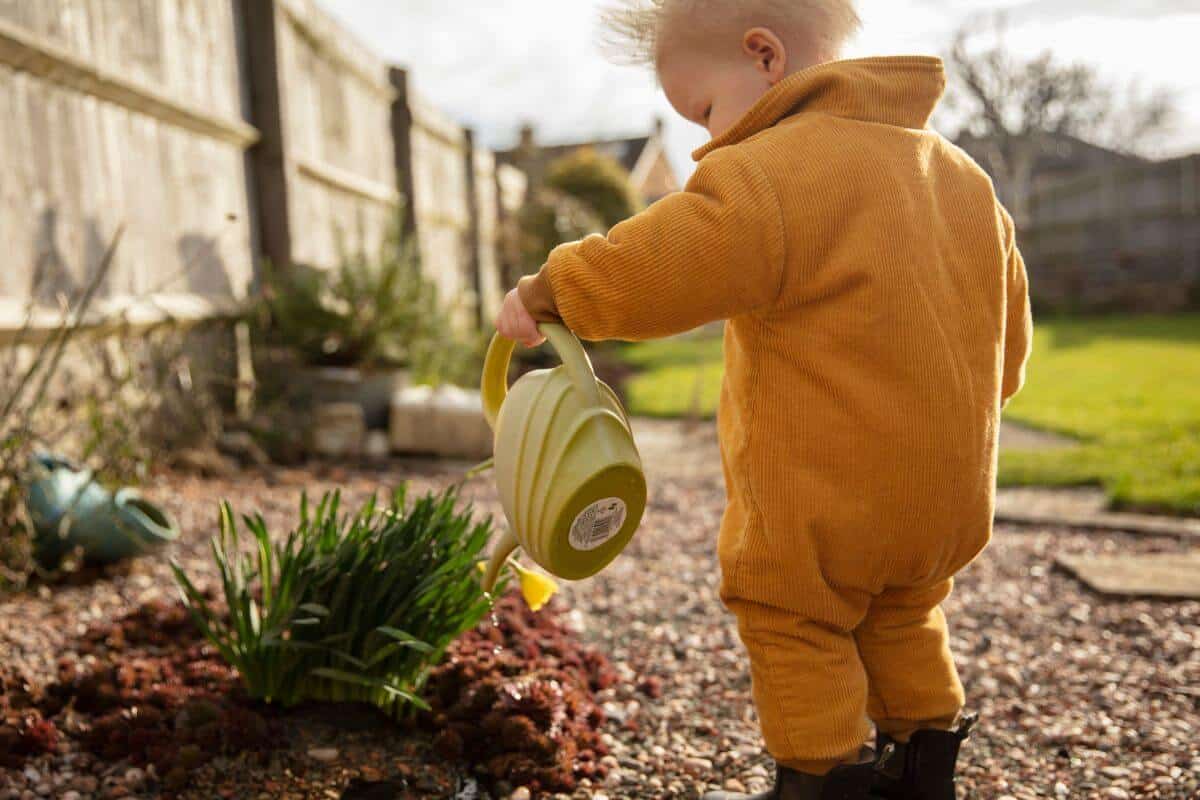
<box><xmin>1042</xmin><ymin>313</ymin><xmax>1200</xmax><ymax>351</ymax></box>
<box><xmin>178</xmin><ymin>234</ymin><xmax>233</xmax><ymax>297</ymax></box>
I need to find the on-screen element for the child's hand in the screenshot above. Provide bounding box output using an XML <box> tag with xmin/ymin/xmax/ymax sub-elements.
<box><xmin>495</xmin><ymin>288</ymin><xmax>545</xmax><ymax>348</ymax></box>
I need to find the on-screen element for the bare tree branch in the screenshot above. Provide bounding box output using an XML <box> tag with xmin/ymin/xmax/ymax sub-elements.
<box><xmin>944</xmin><ymin>12</ymin><xmax>1176</xmax><ymax>224</ymax></box>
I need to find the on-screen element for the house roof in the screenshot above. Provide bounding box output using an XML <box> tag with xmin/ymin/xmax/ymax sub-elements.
<box><xmin>496</xmin><ymin>135</ymin><xmax>653</xmax><ymax>175</ymax></box>
<box><xmin>954</xmin><ymin>131</ymin><xmax>1147</xmax><ymax>177</ymax></box>
<box><xmin>496</xmin><ymin>122</ymin><xmax>680</xmax><ymax>203</ymax></box>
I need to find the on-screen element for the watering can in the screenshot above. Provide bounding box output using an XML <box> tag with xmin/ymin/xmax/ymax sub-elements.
<box><xmin>479</xmin><ymin>323</ymin><xmax>646</xmax><ymax>592</ymax></box>
<box><xmin>25</xmin><ymin>454</ymin><xmax>180</xmax><ymax>566</ymax></box>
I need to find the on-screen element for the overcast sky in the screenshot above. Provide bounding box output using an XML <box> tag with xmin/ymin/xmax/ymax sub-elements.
<box><xmin>317</xmin><ymin>0</ymin><xmax>1200</xmax><ymax>182</ymax></box>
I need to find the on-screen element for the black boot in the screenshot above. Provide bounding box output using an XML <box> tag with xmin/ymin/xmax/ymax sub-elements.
<box><xmin>871</xmin><ymin>713</ymin><xmax>976</xmax><ymax>800</ymax></box>
<box><xmin>703</xmin><ymin>752</ymin><xmax>876</xmax><ymax>800</ymax></box>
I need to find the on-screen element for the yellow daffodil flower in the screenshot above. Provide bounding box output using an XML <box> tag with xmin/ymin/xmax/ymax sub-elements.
<box><xmin>475</xmin><ymin>558</ymin><xmax>559</xmax><ymax>612</ymax></box>
<box><xmin>512</xmin><ymin>561</ymin><xmax>558</xmax><ymax>612</ymax></box>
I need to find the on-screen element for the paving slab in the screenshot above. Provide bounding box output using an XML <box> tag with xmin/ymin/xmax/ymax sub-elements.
<box><xmin>999</xmin><ymin>421</ymin><xmax>1075</xmax><ymax>451</ymax></box>
<box><xmin>996</xmin><ymin>489</ymin><xmax>1200</xmax><ymax>539</ymax></box>
<box><xmin>1056</xmin><ymin>552</ymin><xmax>1200</xmax><ymax>598</ymax></box>
<box><xmin>389</xmin><ymin>385</ymin><xmax>492</xmax><ymax>459</ymax></box>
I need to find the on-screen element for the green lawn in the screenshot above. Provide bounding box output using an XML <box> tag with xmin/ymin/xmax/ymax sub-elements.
<box><xmin>620</xmin><ymin>335</ymin><xmax>724</xmax><ymax>419</ymax></box>
<box><xmin>617</xmin><ymin>315</ymin><xmax>1200</xmax><ymax>515</ymax></box>
<box><xmin>1000</xmin><ymin>314</ymin><xmax>1200</xmax><ymax>515</ymax></box>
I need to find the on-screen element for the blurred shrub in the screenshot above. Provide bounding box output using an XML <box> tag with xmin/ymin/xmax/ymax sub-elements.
<box><xmin>545</xmin><ymin>148</ymin><xmax>642</xmax><ymax>228</ymax></box>
<box><xmin>409</xmin><ymin>327</ymin><xmax>493</xmax><ymax>390</ymax></box>
<box><xmin>257</xmin><ymin>223</ymin><xmax>487</xmax><ymax>391</ymax></box>
<box><xmin>517</xmin><ymin>188</ymin><xmax>605</xmax><ymax>276</ymax></box>
<box><xmin>257</xmin><ymin>227</ymin><xmax>444</xmax><ymax>371</ymax></box>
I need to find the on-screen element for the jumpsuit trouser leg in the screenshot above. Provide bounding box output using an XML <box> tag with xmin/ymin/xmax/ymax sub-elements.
<box><xmin>724</xmin><ymin>578</ymin><xmax>966</xmax><ymax>771</ymax></box>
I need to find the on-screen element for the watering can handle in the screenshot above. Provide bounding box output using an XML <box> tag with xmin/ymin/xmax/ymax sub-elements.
<box><xmin>481</xmin><ymin>323</ymin><xmax>603</xmax><ymax>430</ymax></box>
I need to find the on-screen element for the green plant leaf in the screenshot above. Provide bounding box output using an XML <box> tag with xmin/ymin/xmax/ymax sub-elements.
<box><xmin>309</xmin><ymin>668</ymin><xmax>430</xmax><ymax>711</ymax></box>
<box><xmin>297</xmin><ymin>603</ymin><xmax>330</xmax><ymax>617</ymax></box>
<box><xmin>375</xmin><ymin>627</ymin><xmax>435</xmax><ymax>653</ymax></box>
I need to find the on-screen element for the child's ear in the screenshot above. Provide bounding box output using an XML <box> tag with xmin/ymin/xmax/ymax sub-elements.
<box><xmin>743</xmin><ymin>28</ymin><xmax>788</xmax><ymax>83</ymax></box>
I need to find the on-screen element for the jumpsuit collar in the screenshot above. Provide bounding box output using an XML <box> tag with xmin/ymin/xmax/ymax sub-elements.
<box><xmin>692</xmin><ymin>56</ymin><xmax>947</xmax><ymax>161</ymax></box>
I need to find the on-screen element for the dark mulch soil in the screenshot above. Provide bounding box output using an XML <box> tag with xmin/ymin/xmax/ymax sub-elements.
<box><xmin>40</xmin><ymin>599</ymin><xmax>280</xmax><ymax>793</ymax></box>
<box><xmin>423</xmin><ymin>593</ymin><xmax>615</xmax><ymax>794</ymax></box>
<box><xmin>2</xmin><ymin>582</ymin><xmax>617</xmax><ymax>799</ymax></box>
<box><xmin>0</xmin><ymin>664</ymin><xmax>58</xmax><ymax>769</ymax></box>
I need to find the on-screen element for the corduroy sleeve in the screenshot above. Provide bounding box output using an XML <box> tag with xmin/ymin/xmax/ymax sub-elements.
<box><xmin>516</xmin><ymin>148</ymin><xmax>786</xmax><ymax>342</ymax></box>
<box><xmin>999</xmin><ymin>206</ymin><xmax>1033</xmax><ymax>405</ymax></box>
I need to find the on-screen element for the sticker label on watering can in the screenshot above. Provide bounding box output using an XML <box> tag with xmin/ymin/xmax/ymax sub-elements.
<box><xmin>569</xmin><ymin>498</ymin><xmax>627</xmax><ymax>551</ymax></box>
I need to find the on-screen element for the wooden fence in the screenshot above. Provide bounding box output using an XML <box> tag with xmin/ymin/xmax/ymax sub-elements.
<box><xmin>393</xmin><ymin>71</ymin><xmax>475</xmax><ymax>330</ymax></box>
<box><xmin>0</xmin><ymin>0</ymin><xmax>524</xmax><ymax>342</ymax></box>
<box><xmin>1022</xmin><ymin>155</ymin><xmax>1200</xmax><ymax>311</ymax></box>
<box><xmin>269</xmin><ymin>0</ymin><xmax>401</xmax><ymax>271</ymax></box>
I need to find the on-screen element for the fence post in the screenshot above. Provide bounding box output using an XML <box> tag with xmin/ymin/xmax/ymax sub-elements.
<box><xmin>1185</xmin><ymin>157</ymin><xmax>1200</xmax><ymax>288</ymax></box>
<box><xmin>464</xmin><ymin>128</ymin><xmax>484</xmax><ymax>328</ymax></box>
<box><xmin>389</xmin><ymin>67</ymin><xmax>418</xmax><ymax>239</ymax></box>
<box><xmin>240</xmin><ymin>0</ymin><xmax>293</xmax><ymax>272</ymax></box>
<box><xmin>1184</xmin><ymin>156</ymin><xmax>1197</xmax><ymax>217</ymax></box>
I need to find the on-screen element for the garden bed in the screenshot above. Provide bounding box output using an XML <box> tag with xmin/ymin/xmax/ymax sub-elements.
<box><xmin>0</xmin><ymin>449</ymin><xmax>647</xmax><ymax>800</ymax></box>
<box><xmin>1</xmin><ymin>588</ymin><xmax>616</xmax><ymax>799</ymax></box>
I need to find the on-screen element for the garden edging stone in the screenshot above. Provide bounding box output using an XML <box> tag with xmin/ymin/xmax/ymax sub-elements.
<box><xmin>993</xmin><ymin>507</ymin><xmax>1200</xmax><ymax>540</ymax></box>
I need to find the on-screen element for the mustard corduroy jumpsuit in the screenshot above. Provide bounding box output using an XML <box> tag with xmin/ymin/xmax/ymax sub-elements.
<box><xmin>518</xmin><ymin>56</ymin><xmax>1033</xmax><ymax>767</ymax></box>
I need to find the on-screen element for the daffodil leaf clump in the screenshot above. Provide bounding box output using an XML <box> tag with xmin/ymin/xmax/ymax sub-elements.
<box><xmin>172</xmin><ymin>485</ymin><xmax>504</xmax><ymax>718</ymax></box>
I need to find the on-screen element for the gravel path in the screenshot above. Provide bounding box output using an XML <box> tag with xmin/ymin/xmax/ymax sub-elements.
<box><xmin>564</xmin><ymin>421</ymin><xmax>1199</xmax><ymax>799</ymax></box>
<box><xmin>2</xmin><ymin>419</ymin><xmax>1198</xmax><ymax>799</ymax></box>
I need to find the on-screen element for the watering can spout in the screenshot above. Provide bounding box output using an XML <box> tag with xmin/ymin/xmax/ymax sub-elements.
<box><xmin>481</xmin><ymin>528</ymin><xmax>519</xmax><ymax>594</ymax></box>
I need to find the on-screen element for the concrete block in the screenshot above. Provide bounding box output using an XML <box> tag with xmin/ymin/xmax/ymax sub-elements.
<box><xmin>312</xmin><ymin>402</ymin><xmax>365</xmax><ymax>459</ymax></box>
<box><xmin>362</xmin><ymin>431</ymin><xmax>391</xmax><ymax>462</ymax></box>
<box><xmin>390</xmin><ymin>385</ymin><xmax>493</xmax><ymax>459</ymax></box>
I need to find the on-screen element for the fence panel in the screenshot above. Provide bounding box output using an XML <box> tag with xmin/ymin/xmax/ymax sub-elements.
<box><xmin>404</xmin><ymin>86</ymin><xmax>474</xmax><ymax>328</ymax></box>
<box><xmin>495</xmin><ymin>163</ymin><xmax>529</xmax><ymax>292</ymax></box>
<box><xmin>1024</xmin><ymin>155</ymin><xmax>1200</xmax><ymax>311</ymax></box>
<box><xmin>0</xmin><ymin>0</ymin><xmax>257</xmax><ymax>336</ymax></box>
<box><xmin>473</xmin><ymin>146</ymin><xmax>504</xmax><ymax>325</ymax></box>
<box><xmin>274</xmin><ymin>0</ymin><xmax>399</xmax><ymax>269</ymax></box>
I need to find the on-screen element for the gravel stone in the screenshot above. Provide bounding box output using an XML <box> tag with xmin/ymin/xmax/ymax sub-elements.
<box><xmin>306</xmin><ymin>747</ymin><xmax>339</xmax><ymax>763</ymax></box>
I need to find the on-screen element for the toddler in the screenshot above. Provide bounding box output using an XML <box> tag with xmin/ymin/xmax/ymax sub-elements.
<box><xmin>496</xmin><ymin>1</ymin><xmax>1032</xmax><ymax>798</ymax></box>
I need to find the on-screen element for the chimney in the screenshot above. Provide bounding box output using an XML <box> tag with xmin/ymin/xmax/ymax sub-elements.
<box><xmin>519</xmin><ymin>122</ymin><xmax>536</xmax><ymax>152</ymax></box>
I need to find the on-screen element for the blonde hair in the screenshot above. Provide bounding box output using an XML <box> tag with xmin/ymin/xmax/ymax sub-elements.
<box><xmin>601</xmin><ymin>0</ymin><xmax>861</xmax><ymax>66</ymax></box>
